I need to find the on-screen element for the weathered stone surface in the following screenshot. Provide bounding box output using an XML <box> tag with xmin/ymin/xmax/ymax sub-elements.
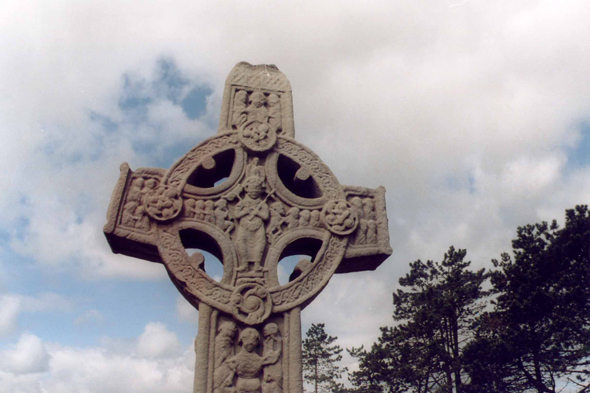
<box><xmin>104</xmin><ymin>62</ymin><xmax>392</xmax><ymax>393</ymax></box>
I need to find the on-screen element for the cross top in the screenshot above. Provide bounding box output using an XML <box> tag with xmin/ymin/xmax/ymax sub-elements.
<box><xmin>104</xmin><ymin>62</ymin><xmax>391</xmax><ymax>393</ymax></box>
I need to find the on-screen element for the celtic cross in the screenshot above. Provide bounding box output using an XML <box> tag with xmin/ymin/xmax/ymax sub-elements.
<box><xmin>104</xmin><ymin>62</ymin><xmax>392</xmax><ymax>393</ymax></box>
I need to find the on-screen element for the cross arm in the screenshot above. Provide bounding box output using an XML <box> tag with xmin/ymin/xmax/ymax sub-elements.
<box><xmin>103</xmin><ymin>163</ymin><xmax>166</xmax><ymax>264</ymax></box>
<box><xmin>336</xmin><ymin>185</ymin><xmax>393</xmax><ymax>274</ymax></box>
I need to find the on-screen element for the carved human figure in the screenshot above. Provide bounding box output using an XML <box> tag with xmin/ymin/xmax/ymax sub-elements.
<box><xmin>205</xmin><ymin>200</ymin><xmax>216</xmax><ymax>224</ymax></box>
<box><xmin>194</xmin><ymin>200</ymin><xmax>206</xmax><ymax>221</ymax></box>
<box><xmin>367</xmin><ymin>219</ymin><xmax>377</xmax><ymax>244</ymax></box>
<box><xmin>214</xmin><ymin>199</ymin><xmax>234</xmax><ymax>234</ymax></box>
<box><xmin>267</xmin><ymin>94</ymin><xmax>281</xmax><ymax>131</ymax></box>
<box><xmin>213</xmin><ymin>321</ymin><xmax>238</xmax><ymax>393</ymax></box>
<box><xmin>299</xmin><ymin>209</ymin><xmax>311</xmax><ymax>227</ymax></box>
<box><xmin>144</xmin><ymin>178</ymin><xmax>158</xmax><ymax>192</ymax></box>
<box><xmin>310</xmin><ymin>210</ymin><xmax>321</xmax><ymax>227</ymax></box>
<box><xmin>363</xmin><ymin>199</ymin><xmax>377</xmax><ymax>244</ymax></box>
<box><xmin>122</xmin><ymin>200</ymin><xmax>140</xmax><ymax>227</ymax></box>
<box><xmin>184</xmin><ymin>198</ymin><xmax>196</xmax><ymax>218</ymax></box>
<box><xmin>267</xmin><ymin>201</ymin><xmax>285</xmax><ymax>244</ymax></box>
<box><xmin>350</xmin><ymin>197</ymin><xmax>367</xmax><ymax>244</ymax></box>
<box><xmin>225</xmin><ymin>328</ymin><xmax>280</xmax><ymax>393</ymax></box>
<box><xmin>134</xmin><ymin>204</ymin><xmax>150</xmax><ymax>231</ymax></box>
<box><xmin>262</xmin><ymin>323</ymin><xmax>283</xmax><ymax>393</ymax></box>
<box><xmin>232</xmin><ymin>90</ymin><xmax>248</xmax><ymax>128</ymax></box>
<box><xmin>246</xmin><ymin>157</ymin><xmax>266</xmax><ymax>180</ymax></box>
<box><xmin>363</xmin><ymin>199</ymin><xmax>376</xmax><ymax>221</ymax></box>
<box><xmin>122</xmin><ymin>179</ymin><xmax>150</xmax><ymax>230</ymax></box>
<box><xmin>246</xmin><ymin>92</ymin><xmax>268</xmax><ymax>124</ymax></box>
<box><xmin>284</xmin><ymin>207</ymin><xmax>299</xmax><ymax>230</ymax></box>
<box><xmin>127</xmin><ymin>178</ymin><xmax>145</xmax><ymax>203</ymax></box>
<box><xmin>234</xmin><ymin>176</ymin><xmax>270</xmax><ymax>272</ymax></box>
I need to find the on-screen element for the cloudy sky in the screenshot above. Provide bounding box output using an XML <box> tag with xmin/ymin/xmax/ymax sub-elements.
<box><xmin>1</xmin><ymin>0</ymin><xmax>589</xmax><ymax>391</ymax></box>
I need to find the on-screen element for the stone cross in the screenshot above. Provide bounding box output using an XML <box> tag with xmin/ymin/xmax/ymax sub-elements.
<box><xmin>104</xmin><ymin>62</ymin><xmax>392</xmax><ymax>393</ymax></box>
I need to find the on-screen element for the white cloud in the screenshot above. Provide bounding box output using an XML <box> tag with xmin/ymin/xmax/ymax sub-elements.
<box><xmin>0</xmin><ymin>296</ymin><xmax>22</xmax><ymax>336</ymax></box>
<box><xmin>0</xmin><ymin>322</ymin><xmax>194</xmax><ymax>392</ymax></box>
<box><xmin>137</xmin><ymin>322</ymin><xmax>182</xmax><ymax>359</ymax></box>
<box><xmin>0</xmin><ymin>293</ymin><xmax>72</xmax><ymax>336</ymax></box>
<box><xmin>0</xmin><ymin>333</ymin><xmax>50</xmax><ymax>374</ymax></box>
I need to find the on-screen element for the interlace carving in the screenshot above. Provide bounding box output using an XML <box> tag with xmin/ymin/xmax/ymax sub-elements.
<box><xmin>144</xmin><ymin>185</ymin><xmax>183</xmax><ymax>221</ymax></box>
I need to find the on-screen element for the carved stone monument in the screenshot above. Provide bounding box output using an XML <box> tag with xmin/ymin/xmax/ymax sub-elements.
<box><xmin>104</xmin><ymin>62</ymin><xmax>392</xmax><ymax>393</ymax></box>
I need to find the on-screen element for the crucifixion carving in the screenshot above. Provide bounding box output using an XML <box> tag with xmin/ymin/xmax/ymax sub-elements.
<box><xmin>104</xmin><ymin>62</ymin><xmax>392</xmax><ymax>393</ymax></box>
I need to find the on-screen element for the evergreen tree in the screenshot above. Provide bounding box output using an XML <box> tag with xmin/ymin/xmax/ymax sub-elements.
<box><xmin>465</xmin><ymin>205</ymin><xmax>590</xmax><ymax>393</ymax></box>
<box><xmin>349</xmin><ymin>247</ymin><xmax>490</xmax><ymax>393</ymax></box>
<box><xmin>303</xmin><ymin>323</ymin><xmax>348</xmax><ymax>393</ymax></box>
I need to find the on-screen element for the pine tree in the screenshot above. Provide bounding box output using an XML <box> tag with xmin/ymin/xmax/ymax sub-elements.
<box><xmin>349</xmin><ymin>247</ymin><xmax>490</xmax><ymax>393</ymax></box>
<box><xmin>465</xmin><ymin>205</ymin><xmax>590</xmax><ymax>393</ymax></box>
<box><xmin>302</xmin><ymin>323</ymin><xmax>348</xmax><ymax>393</ymax></box>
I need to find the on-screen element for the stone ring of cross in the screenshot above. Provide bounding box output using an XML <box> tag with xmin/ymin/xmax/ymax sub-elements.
<box><xmin>106</xmin><ymin>129</ymin><xmax>389</xmax><ymax>323</ymax></box>
<box><xmin>109</xmin><ymin>131</ymin><xmax>353</xmax><ymax>322</ymax></box>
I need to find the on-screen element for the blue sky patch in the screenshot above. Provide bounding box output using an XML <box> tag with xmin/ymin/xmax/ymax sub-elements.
<box><xmin>444</xmin><ymin>172</ymin><xmax>476</xmax><ymax>194</ymax></box>
<box><xmin>566</xmin><ymin>122</ymin><xmax>590</xmax><ymax>169</ymax></box>
<box><xmin>182</xmin><ymin>86</ymin><xmax>212</xmax><ymax>120</ymax></box>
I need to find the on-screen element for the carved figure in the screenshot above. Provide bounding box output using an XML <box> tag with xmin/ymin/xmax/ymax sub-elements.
<box><xmin>234</xmin><ymin>176</ymin><xmax>270</xmax><ymax>272</ymax></box>
<box><xmin>215</xmin><ymin>199</ymin><xmax>234</xmax><ymax>234</ymax></box>
<box><xmin>246</xmin><ymin>92</ymin><xmax>268</xmax><ymax>124</ymax></box>
<box><xmin>225</xmin><ymin>328</ymin><xmax>280</xmax><ymax>393</ymax></box>
<box><xmin>367</xmin><ymin>219</ymin><xmax>377</xmax><ymax>244</ymax></box>
<box><xmin>363</xmin><ymin>199</ymin><xmax>376</xmax><ymax>221</ymax></box>
<box><xmin>214</xmin><ymin>321</ymin><xmax>239</xmax><ymax>393</ymax></box>
<box><xmin>246</xmin><ymin>157</ymin><xmax>266</xmax><ymax>180</ymax></box>
<box><xmin>299</xmin><ymin>210</ymin><xmax>311</xmax><ymax>227</ymax></box>
<box><xmin>262</xmin><ymin>323</ymin><xmax>283</xmax><ymax>393</ymax></box>
<box><xmin>267</xmin><ymin>201</ymin><xmax>285</xmax><ymax>244</ymax></box>
<box><xmin>127</xmin><ymin>178</ymin><xmax>144</xmax><ymax>202</ymax></box>
<box><xmin>284</xmin><ymin>207</ymin><xmax>299</xmax><ymax>230</ymax></box>
<box><xmin>267</xmin><ymin>94</ymin><xmax>281</xmax><ymax>131</ymax></box>
<box><xmin>122</xmin><ymin>200</ymin><xmax>140</xmax><ymax>227</ymax></box>
<box><xmin>122</xmin><ymin>178</ymin><xmax>150</xmax><ymax>228</ymax></box>
<box><xmin>205</xmin><ymin>200</ymin><xmax>216</xmax><ymax>224</ymax></box>
<box><xmin>310</xmin><ymin>210</ymin><xmax>321</xmax><ymax>227</ymax></box>
<box><xmin>232</xmin><ymin>90</ymin><xmax>248</xmax><ymax>128</ymax></box>
<box><xmin>184</xmin><ymin>198</ymin><xmax>196</xmax><ymax>218</ymax></box>
<box><xmin>134</xmin><ymin>205</ymin><xmax>150</xmax><ymax>231</ymax></box>
<box><xmin>144</xmin><ymin>178</ymin><xmax>158</xmax><ymax>192</ymax></box>
<box><xmin>363</xmin><ymin>198</ymin><xmax>377</xmax><ymax>244</ymax></box>
<box><xmin>195</xmin><ymin>200</ymin><xmax>206</xmax><ymax>220</ymax></box>
<box><xmin>350</xmin><ymin>197</ymin><xmax>367</xmax><ymax>244</ymax></box>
